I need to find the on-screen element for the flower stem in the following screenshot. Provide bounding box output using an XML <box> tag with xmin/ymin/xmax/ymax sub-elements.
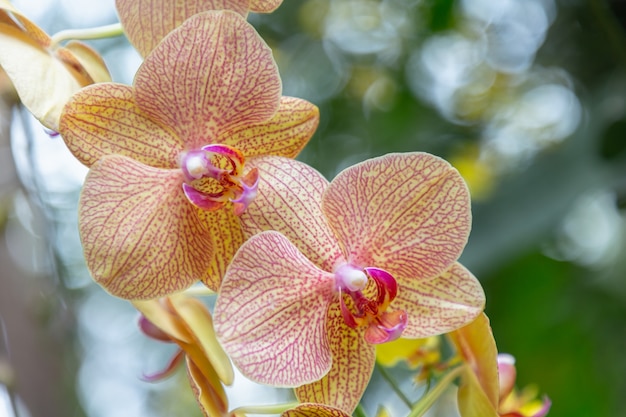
<box><xmin>406</xmin><ymin>365</ymin><xmax>465</xmax><ymax>417</ymax></box>
<box><xmin>375</xmin><ymin>363</ymin><xmax>413</xmax><ymax>409</ymax></box>
<box><xmin>230</xmin><ymin>402</ymin><xmax>300</xmax><ymax>415</ymax></box>
<box><xmin>50</xmin><ymin>23</ymin><xmax>124</xmax><ymax>45</ymax></box>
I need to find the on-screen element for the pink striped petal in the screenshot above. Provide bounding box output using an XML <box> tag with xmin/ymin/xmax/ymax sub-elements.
<box><xmin>116</xmin><ymin>0</ymin><xmax>249</xmax><ymax>57</ymax></box>
<box><xmin>201</xmin><ymin>207</ymin><xmax>245</xmax><ymax>291</ymax></box>
<box><xmin>282</xmin><ymin>404</ymin><xmax>352</xmax><ymax>417</ymax></box>
<box><xmin>60</xmin><ymin>83</ymin><xmax>182</xmax><ymax>168</ymax></box>
<box><xmin>241</xmin><ymin>157</ymin><xmax>345</xmax><ymax>272</ymax></box>
<box><xmin>322</xmin><ymin>152</ymin><xmax>471</xmax><ymax>280</ymax></box>
<box><xmin>214</xmin><ymin>231</ymin><xmax>335</xmax><ymax>386</ymax></box>
<box><xmin>393</xmin><ymin>262</ymin><xmax>485</xmax><ymax>338</ymax></box>
<box><xmin>134</xmin><ymin>11</ymin><xmax>281</xmax><ymax>151</ymax></box>
<box><xmin>219</xmin><ymin>96</ymin><xmax>319</xmax><ymax>159</ymax></box>
<box><xmin>295</xmin><ymin>302</ymin><xmax>376</xmax><ymax>414</ymax></box>
<box><xmin>79</xmin><ymin>155</ymin><xmax>213</xmax><ymax>299</ymax></box>
<box><xmin>249</xmin><ymin>0</ymin><xmax>283</xmax><ymax>13</ymax></box>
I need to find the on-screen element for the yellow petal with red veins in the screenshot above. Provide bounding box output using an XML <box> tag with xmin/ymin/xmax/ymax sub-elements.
<box><xmin>60</xmin><ymin>83</ymin><xmax>182</xmax><ymax>168</ymax></box>
<box><xmin>242</xmin><ymin>157</ymin><xmax>344</xmax><ymax>272</ymax></box>
<box><xmin>295</xmin><ymin>303</ymin><xmax>376</xmax><ymax>414</ymax></box>
<box><xmin>220</xmin><ymin>96</ymin><xmax>319</xmax><ymax>159</ymax></box>
<box><xmin>214</xmin><ymin>231</ymin><xmax>335</xmax><ymax>386</ymax></box>
<box><xmin>186</xmin><ymin>357</ymin><xmax>230</xmax><ymax>417</ymax></box>
<box><xmin>451</xmin><ymin>313</ymin><xmax>499</xmax><ymax>409</ymax></box>
<box><xmin>249</xmin><ymin>0</ymin><xmax>283</xmax><ymax>13</ymax></box>
<box><xmin>201</xmin><ymin>205</ymin><xmax>245</xmax><ymax>291</ymax></box>
<box><xmin>322</xmin><ymin>152</ymin><xmax>471</xmax><ymax>281</ymax></box>
<box><xmin>134</xmin><ymin>11</ymin><xmax>281</xmax><ymax>151</ymax></box>
<box><xmin>115</xmin><ymin>0</ymin><xmax>249</xmax><ymax>57</ymax></box>
<box><xmin>168</xmin><ymin>296</ymin><xmax>234</xmax><ymax>385</ymax></box>
<box><xmin>282</xmin><ymin>404</ymin><xmax>352</xmax><ymax>417</ymax></box>
<box><xmin>79</xmin><ymin>155</ymin><xmax>213</xmax><ymax>299</ymax></box>
<box><xmin>393</xmin><ymin>262</ymin><xmax>485</xmax><ymax>338</ymax></box>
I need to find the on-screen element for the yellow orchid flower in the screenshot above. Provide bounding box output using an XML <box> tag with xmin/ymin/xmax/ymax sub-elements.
<box><xmin>0</xmin><ymin>0</ymin><xmax>110</xmax><ymax>130</ymax></box>
<box><xmin>58</xmin><ymin>11</ymin><xmax>318</xmax><ymax>299</ymax></box>
<box><xmin>116</xmin><ymin>0</ymin><xmax>284</xmax><ymax>58</ymax></box>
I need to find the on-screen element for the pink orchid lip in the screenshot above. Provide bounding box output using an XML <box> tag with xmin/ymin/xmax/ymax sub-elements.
<box><xmin>336</xmin><ymin>264</ymin><xmax>408</xmax><ymax>343</ymax></box>
<box><xmin>138</xmin><ymin>315</ymin><xmax>173</xmax><ymax>342</ymax></box>
<box><xmin>179</xmin><ymin>144</ymin><xmax>259</xmax><ymax>215</ymax></box>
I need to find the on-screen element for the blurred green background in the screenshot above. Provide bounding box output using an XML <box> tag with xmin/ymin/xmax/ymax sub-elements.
<box><xmin>1</xmin><ymin>0</ymin><xmax>626</xmax><ymax>416</ymax></box>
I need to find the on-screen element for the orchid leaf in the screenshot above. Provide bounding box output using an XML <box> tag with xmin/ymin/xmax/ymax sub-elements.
<box><xmin>115</xmin><ymin>0</ymin><xmax>249</xmax><ymax>57</ymax></box>
<box><xmin>214</xmin><ymin>231</ymin><xmax>335</xmax><ymax>386</ymax></box>
<box><xmin>79</xmin><ymin>155</ymin><xmax>213</xmax><ymax>299</ymax></box>
<box><xmin>60</xmin><ymin>83</ymin><xmax>181</xmax><ymax>168</ymax></box>
<box><xmin>134</xmin><ymin>10</ymin><xmax>281</xmax><ymax>151</ymax></box>
<box><xmin>221</xmin><ymin>96</ymin><xmax>319</xmax><ymax>159</ymax></box>
<box><xmin>322</xmin><ymin>152</ymin><xmax>471</xmax><ymax>281</ymax></box>
<box><xmin>295</xmin><ymin>303</ymin><xmax>376</xmax><ymax>414</ymax></box>
<box><xmin>393</xmin><ymin>262</ymin><xmax>485</xmax><ymax>338</ymax></box>
<box><xmin>242</xmin><ymin>157</ymin><xmax>344</xmax><ymax>272</ymax></box>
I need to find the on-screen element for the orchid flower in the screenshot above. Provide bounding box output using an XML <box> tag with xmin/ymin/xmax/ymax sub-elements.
<box><xmin>58</xmin><ymin>11</ymin><xmax>319</xmax><ymax>299</ymax></box>
<box><xmin>214</xmin><ymin>153</ymin><xmax>486</xmax><ymax>413</ymax></box>
<box><xmin>281</xmin><ymin>404</ymin><xmax>352</xmax><ymax>417</ymax></box>
<box><xmin>134</xmin><ymin>295</ymin><xmax>235</xmax><ymax>417</ymax></box>
<box><xmin>451</xmin><ymin>314</ymin><xmax>551</xmax><ymax>417</ymax></box>
<box><xmin>116</xmin><ymin>0</ymin><xmax>284</xmax><ymax>58</ymax></box>
<box><xmin>0</xmin><ymin>0</ymin><xmax>110</xmax><ymax>130</ymax></box>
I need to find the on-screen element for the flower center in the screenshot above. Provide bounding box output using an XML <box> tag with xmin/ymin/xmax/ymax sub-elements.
<box><xmin>180</xmin><ymin>144</ymin><xmax>259</xmax><ymax>215</ymax></box>
<box><xmin>334</xmin><ymin>264</ymin><xmax>408</xmax><ymax>344</ymax></box>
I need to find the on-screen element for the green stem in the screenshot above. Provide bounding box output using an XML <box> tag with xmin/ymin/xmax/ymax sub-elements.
<box><xmin>406</xmin><ymin>365</ymin><xmax>465</xmax><ymax>417</ymax></box>
<box><xmin>50</xmin><ymin>23</ymin><xmax>124</xmax><ymax>45</ymax></box>
<box><xmin>375</xmin><ymin>363</ymin><xmax>413</xmax><ymax>409</ymax></box>
<box><xmin>230</xmin><ymin>402</ymin><xmax>300</xmax><ymax>415</ymax></box>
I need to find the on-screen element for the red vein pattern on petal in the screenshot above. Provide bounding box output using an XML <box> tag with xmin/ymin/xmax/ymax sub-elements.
<box><xmin>60</xmin><ymin>83</ymin><xmax>182</xmax><ymax>168</ymax></box>
<box><xmin>134</xmin><ymin>11</ymin><xmax>281</xmax><ymax>151</ymax></box>
<box><xmin>214</xmin><ymin>231</ymin><xmax>335</xmax><ymax>387</ymax></box>
<box><xmin>79</xmin><ymin>155</ymin><xmax>213</xmax><ymax>299</ymax></box>
<box><xmin>322</xmin><ymin>152</ymin><xmax>472</xmax><ymax>280</ymax></box>
<box><xmin>282</xmin><ymin>404</ymin><xmax>352</xmax><ymax>417</ymax></box>
<box><xmin>200</xmin><ymin>205</ymin><xmax>244</xmax><ymax>291</ymax></box>
<box><xmin>248</xmin><ymin>0</ymin><xmax>283</xmax><ymax>13</ymax></box>
<box><xmin>394</xmin><ymin>262</ymin><xmax>485</xmax><ymax>338</ymax></box>
<box><xmin>218</xmin><ymin>96</ymin><xmax>319</xmax><ymax>159</ymax></box>
<box><xmin>116</xmin><ymin>0</ymin><xmax>250</xmax><ymax>58</ymax></box>
<box><xmin>242</xmin><ymin>157</ymin><xmax>345</xmax><ymax>273</ymax></box>
<box><xmin>295</xmin><ymin>302</ymin><xmax>376</xmax><ymax>414</ymax></box>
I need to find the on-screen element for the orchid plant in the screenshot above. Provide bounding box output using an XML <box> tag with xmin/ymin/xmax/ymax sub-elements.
<box><xmin>0</xmin><ymin>1</ymin><xmax>551</xmax><ymax>416</ymax></box>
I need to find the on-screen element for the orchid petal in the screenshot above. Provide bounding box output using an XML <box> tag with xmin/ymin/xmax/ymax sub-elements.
<box><xmin>498</xmin><ymin>354</ymin><xmax>517</xmax><ymax>400</ymax></box>
<box><xmin>79</xmin><ymin>155</ymin><xmax>213</xmax><ymax>299</ymax></box>
<box><xmin>295</xmin><ymin>302</ymin><xmax>376</xmax><ymax>413</ymax></box>
<box><xmin>138</xmin><ymin>315</ymin><xmax>173</xmax><ymax>342</ymax></box>
<box><xmin>0</xmin><ymin>22</ymin><xmax>80</xmax><ymax>129</ymax></box>
<box><xmin>183</xmin><ymin>183</ymin><xmax>227</xmax><ymax>211</ymax></box>
<box><xmin>214</xmin><ymin>231</ymin><xmax>334</xmax><ymax>386</ymax></box>
<box><xmin>134</xmin><ymin>11</ymin><xmax>281</xmax><ymax>151</ymax></box>
<box><xmin>282</xmin><ymin>404</ymin><xmax>352</xmax><ymax>417</ymax></box>
<box><xmin>60</xmin><ymin>83</ymin><xmax>181</xmax><ymax>168</ymax></box>
<box><xmin>242</xmin><ymin>157</ymin><xmax>344</xmax><ymax>272</ymax></box>
<box><xmin>168</xmin><ymin>296</ymin><xmax>234</xmax><ymax>385</ymax></box>
<box><xmin>451</xmin><ymin>313</ymin><xmax>499</xmax><ymax>410</ymax></box>
<box><xmin>393</xmin><ymin>262</ymin><xmax>485</xmax><ymax>338</ymax></box>
<box><xmin>220</xmin><ymin>96</ymin><xmax>319</xmax><ymax>159</ymax></box>
<box><xmin>186</xmin><ymin>356</ymin><xmax>230</xmax><ymax>417</ymax></box>
<box><xmin>63</xmin><ymin>41</ymin><xmax>112</xmax><ymax>83</ymax></box>
<box><xmin>201</xmin><ymin>207</ymin><xmax>245</xmax><ymax>291</ymax></box>
<box><xmin>132</xmin><ymin>299</ymin><xmax>192</xmax><ymax>343</ymax></box>
<box><xmin>115</xmin><ymin>0</ymin><xmax>249</xmax><ymax>57</ymax></box>
<box><xmin>457</xmin><ymin>365</ymin><xmax>500</xmax><ymax>417</ymax></box>
<box><xmin>364</xmin><ymin>310</ymin><xmax>407</xmax><ymax>344</ymax></box>
<box><xmin>249</xmin><ymin>0</ymin><xmax>283</xmax><ymax>13</ymax></box>
<box><xmin>142</xmin><ymin>349</ymin><xmax>185</xmax><ymax>382</ymax></box>
<box><xmin>322</xmin><ymin>152</ymin><xmax>471</xmax><ymax>280</ymax></box>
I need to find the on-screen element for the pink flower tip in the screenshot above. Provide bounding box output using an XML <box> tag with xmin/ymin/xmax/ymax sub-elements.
<box><xmin>364</xmin><ymin>310</ymin><xmax>408</xmax><ymax>344</ymax></box>
<box><xmin>231</xmin><ymin>168</ymin><xmax>259</xmax><ymax>216</ymax></box>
